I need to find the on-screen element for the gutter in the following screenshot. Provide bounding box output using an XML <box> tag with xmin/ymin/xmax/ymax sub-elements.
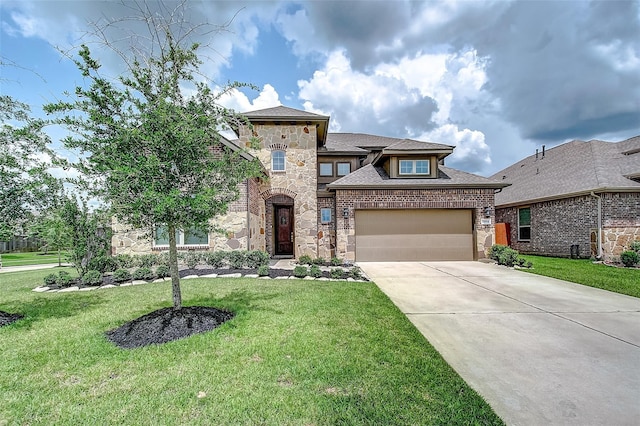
<box><xmin>590</xmin><ymin>191</ymin><xmax>603</xmax><ymax>259</ymax></box>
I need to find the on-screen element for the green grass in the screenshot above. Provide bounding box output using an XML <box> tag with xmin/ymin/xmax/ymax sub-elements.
<box><xmin>0</xmin><ymin>269</ymin><xmax>502</xmax><ymax>425</ymax></box>
<box><xmin>1</xmin><ymin>251</ymin><xmax>68</xmax><ymax>267</ymax></box>
<box><xmin>521</xmin><ymin>255</ymin><xmax>640</xmax><ymax>298</ymax></box>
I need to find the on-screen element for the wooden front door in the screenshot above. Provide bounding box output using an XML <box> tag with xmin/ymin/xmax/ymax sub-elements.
<box><xmin>275</xmin><ymin>206</ymin><xmax>294</xmax><ymax>255</ymax></box>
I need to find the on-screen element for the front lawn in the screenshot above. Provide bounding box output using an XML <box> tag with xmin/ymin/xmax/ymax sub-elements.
<box><xmin>0</xmin><ymin>269</ymin><xmax>502</xmax><ymax>425</ymax></box>
<box><xmin>520</xmin><ymin>255</ymin><xmax>640</xmax><ymax>298</ymax></box>
<box><xmin>1</xmin><ymin>251</ymin><xmax>68</xmax><ymax>267</ymax></box>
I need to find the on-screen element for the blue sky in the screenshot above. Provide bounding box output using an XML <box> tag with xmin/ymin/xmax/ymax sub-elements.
<box><xmin>1</xmin><ymin>0</ymin><xmax>639</xmax><ymax>177</ymax></box>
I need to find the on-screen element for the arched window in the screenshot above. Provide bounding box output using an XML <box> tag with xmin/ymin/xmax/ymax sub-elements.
<box><xmin>271</xmin><ymin>150</ymin><xmax>285</xmax><ymax>172</ymax></box>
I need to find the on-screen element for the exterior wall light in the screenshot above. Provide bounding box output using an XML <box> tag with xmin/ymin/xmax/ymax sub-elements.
<box><xmin>342</xmin><ymin>207</ymin><xmax>350</xmax><ymax>218</ymax></box>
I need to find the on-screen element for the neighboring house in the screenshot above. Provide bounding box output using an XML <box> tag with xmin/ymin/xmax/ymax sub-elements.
<box><xmin>491</xmin><ymin>136</ymin><xmax>640</xmax><ymax>260</ymax></box>
<box><xmin>113</xmin><ymin>106</ymin><xmax>508</xmax><ymax>261</ymax></box>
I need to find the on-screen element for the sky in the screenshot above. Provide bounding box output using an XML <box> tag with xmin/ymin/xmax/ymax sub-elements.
<box><xmin>1</xmin><ymin>0</ymin><xmax>639</xmax><ymax>177</ymax></box>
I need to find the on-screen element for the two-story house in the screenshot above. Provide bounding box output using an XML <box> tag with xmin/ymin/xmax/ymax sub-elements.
<box><xmin>113</xmin><ymin>106</ymin><xmax>509</xmax><ymax>262</ymax></box>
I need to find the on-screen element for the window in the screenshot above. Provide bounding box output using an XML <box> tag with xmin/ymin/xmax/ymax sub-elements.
<box><xmin>518</xmin><ymin>207</ymin><xmax>531</xmax><ymax>241</ymax></box>
<box><xmin>154</xmin><ymin>226</ymin><xmax>209</xmax><ymax>246</ymax></box>
<box><xmin>272</xmin><ymin>150</ymin><xmax>285</xmax><ymax>172</ymax></box>
<box><xmin>320</xmin><ymin>208</ymin><xmax>332</xmax><ymax>224</ymax></box>
<box><xmin>399</xmin><ymin>159</ymin><xmax>429</xmax><ymax>175</ymax></box>
<box><xmin>337</xmin><ymin>162</ymin><xmax>351</xmax><ymax>176</ymax></box>
<box><xmin>319</xmin><ymin>163</ymin><xmax>333</xmax><ymax>176</ymax></box>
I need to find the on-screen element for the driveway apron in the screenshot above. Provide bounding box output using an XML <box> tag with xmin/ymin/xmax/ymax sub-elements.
<box><xmin>359</xmin><ymin>261</ymin><xmax>640</xmax><ymax>426</ymax></box>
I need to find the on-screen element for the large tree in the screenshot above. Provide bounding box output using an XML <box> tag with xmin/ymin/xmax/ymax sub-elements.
<box><xmin>44</xmin><ymin>6</ymin><xmax>262</xmax><ymax>309</ymax></box>
<box><xmin>0</xmin><ymin>95</ymin><xmax>62</xmax><ymax>266</ymax></box>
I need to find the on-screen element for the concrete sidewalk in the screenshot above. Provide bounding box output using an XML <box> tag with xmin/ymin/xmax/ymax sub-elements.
<box><xmin>0</xmin><ymin>263</ymin><xmax>66</xmax><ymax>273</ymax></box>
<box><xmin>359</xmin><ymin>261</ymin><xmax>640</xmax><ymax>426</ymax></box>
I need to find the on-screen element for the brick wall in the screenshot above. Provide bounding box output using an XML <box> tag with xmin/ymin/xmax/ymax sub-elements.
<box><xmin>334</xmin><ymin>188</ymin><xmax>496</xmax><ymax>261</ymax></box>
<box><xmin>317</xmin><ymin>197</ymin><xmax>336</xmax><ymax>259</ymax></box>
<box><xmin>495</xmin><ymin>192</ymin><xmax>640</xmax><ymax>259</ymax></box>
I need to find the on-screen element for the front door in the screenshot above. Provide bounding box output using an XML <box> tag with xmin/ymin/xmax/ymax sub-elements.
<box><xmin>275</xmin><ymin>206</ymin><xmax>294</xmax><ymax>256</ymax></box>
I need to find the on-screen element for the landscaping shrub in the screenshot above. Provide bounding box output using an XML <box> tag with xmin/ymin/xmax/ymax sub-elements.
<box><xmin>114</xmin><ymin>254</ymin><xmax>135</xmax><ymax>269</ymax></box>
<box><xmin>204</xmin><ymin>251</ymin><xmax>227</xmax><ymax>268</ymax></box>
<box><xmin>137</xmin><ymin>254</ymin><xmax>158</xmax><ymax>268</ymax></box>
<box><xmin>228</xmin><ymin>251</ymin><xmax>247</xmax><ymax>269</ymax></box>
<box><xmin>293</xmin><ymin>265</ymin><xmax>308</xmax><ymax>278</ymax></box>
<box><xmin>81</xmin><ymin>270</ymin><xmax>103</xmax><ymax>286</ymax></box>
<box><xmin>43</xmin><ymin>273</ymin><xmax>58</xmax><ymax>286</ymax></box>
<box><xmin>113</xmin><ymin>268</ymin><xmax>132</xmax><ymax>283</ymax></box>
<box><xmin>88</xmin><ymin>255</ymin><xmax>117</xmax><ymax>273</ymax></box>
<box><xmin>257</xmin><ymin>264</ymin><xmax>269</xmax><ymax>276</ymax></box>
<box><xmin>155</xmin><ymin>265</ymin><xmax>170</xmax><ymax>278</ymax></box>
<box><xmin>56</xmin><ymin>270</ymin><xmax>73</xmax><ymax>287</ymax></box>
<box><xmin>330</xmin><ymin>257</ymin><xmax>342</xmax><ymax>266</ymax></box>
<box><xmin>133</xmin><ymin>267</ymin><xmax>155</xmax><ymax>281</ymax></box>
<box><xmin>309</xmin><ymin>264</ymin><xmax>322</xmax><ymax>278</ymax></box>
<box><xmin>488</xmin><ymin>245</ymin><xmax>508</xmax><ymax>261</ymax></box>
<box><xmin>312</xmin><ymin>257</ymin><xmax>326</xmax><ymax>265</ymax></box>
<box><xmin>620</xmin><ymin>251</ymin><xmax>639</xmax><ymax>267</ymax></box>
<box><xmin>298</xmin><ymin>255</ymin><xmax>313</xmax><ymax>265</ymax></box>
<box><xmin>246</xmin><ymin>250</ymin><xmax>269</xmax><ymax>268</ymax></box>
<box><xmin>630</xmin><ymin>240</ymin><xmax>640</xmax><ymax>254</ymax></box>
<box><xmin>489</xmin><ymin>244</ymin><xmax>522</xmax><ymax>267</ymax></box>
<box><xmin>330</xmin><ymin>268</ymin><xmax>344</xmax><ymax>279</ymax></box>
<box><xmin>155</xmin><ymin>252</ymin><xmax>170</xmax><ymax>267</ymax></box>
<box><xmin>349</xmin><ymin>267</ymin><xmax>363</xmax><ymax>280</ymax></box>
<box><xmin>184</xmin><ymin>252</ymin><xmax>202</xmax><ymax>269</ymax></box>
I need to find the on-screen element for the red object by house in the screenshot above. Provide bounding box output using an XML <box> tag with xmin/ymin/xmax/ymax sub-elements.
<box><xmin>495</xmin><ymin>223</ymin><xmax>511</xmax><ymax>246</ymax></box>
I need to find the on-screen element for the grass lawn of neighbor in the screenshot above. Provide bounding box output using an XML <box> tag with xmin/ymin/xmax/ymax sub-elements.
<box><xmin>1</xmin><ymin>268</ymin><xmax>503</xmax><ymax>425</ymax></box>
<box><xmin>1</xmin><ymin>252</ymin><xmax>67</xmax><ymax>267</ymax></box>
<box><xmin>521</xmin><ymin>255</ymin><xmax>640</xmax><ymax>298</ymax></box>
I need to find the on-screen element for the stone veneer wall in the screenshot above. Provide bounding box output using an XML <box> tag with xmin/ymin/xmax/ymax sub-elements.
<box><xmin>495</xmin><ymin>192</ymin><xmax>640</xmax><ymax>260</ymax></box>
<box><xmin>238</xmin><ymin>123</ymin><xmax>318</xmax><ymax>258</ymax></box>
<box><xmin>334</xmin><ymin>188</ymin><xmax>496</xmax><ymax>261</ymax></box>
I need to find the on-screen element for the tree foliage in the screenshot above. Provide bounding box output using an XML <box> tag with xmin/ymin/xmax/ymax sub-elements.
<box><xmin>0</xmin><ymin>96</ymin><xmax>61</xmax><ymax>242</ymax></box>
<box><xmin>44</xmin><ymin>5</ymin><xmax>262</xmax><ymax>308</ymax></box>
<box><xmin>29</xmin><ymin>208</ymin><xmax>72</xmax><ymax>267</ymax></box>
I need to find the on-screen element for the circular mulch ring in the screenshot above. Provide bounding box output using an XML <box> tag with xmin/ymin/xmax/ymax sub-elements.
<box><xmin>0</xmin><ymin>310</ymin><xmax>24</xmax><ymax>327</ymax></box>
<box><xmin>105</xmin><ymin>306</ymin><xmax>234</xmax><ymax>349</ymax></box>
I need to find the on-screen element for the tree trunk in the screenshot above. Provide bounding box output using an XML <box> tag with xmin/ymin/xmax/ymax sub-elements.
<box><xmin>168</xmin><ymin>223</ymin><xmax>182</xmax><ymax>310</ymax></box>
<box><xmin>57</xmin><ymin>248</ymin><xmax>61</xmax><ymax>267</ymax></box>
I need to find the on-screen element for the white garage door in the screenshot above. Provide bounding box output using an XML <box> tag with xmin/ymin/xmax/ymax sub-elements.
<box><xmin>355</xmin><ymin>209</ymin><xmax>474</xmax><ymax>261</ymax></box>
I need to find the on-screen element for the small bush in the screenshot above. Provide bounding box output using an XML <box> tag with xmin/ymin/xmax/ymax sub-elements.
<box><xmin>330</xmin><ymin>257</ymin><xmax>343</xmax><ymax>266</ymax></box>
<box><xmin>257</xmin><ymin>265</ymin><xmax>270</xmax><ymax>276</ymax></box>
<box><xmin>114</xmin><ymin>254</ymin><xmax>135</xmax><ymax>269</ymax></box>
<box><xmin>88</xmin><ymin>255</ymin><xmax>117</xmax><ymax>273</ymax></box>
<box><xmin>309</xmin><ymin>264</ymin><xmax>322</xmax><ymax>278</ymax></box>
<box><xmin>293</xmin><ymin>265</ymin><xmax>308</xmax><ymax>278</ymax></box>
<box><xmin>43</xmin><ymin>273</ymin><xmax>57</xmax><ymax>286</ymax></box>
<box><xmin>113</xmin><ymin>268</ymin><xmax>132</xmax><ymax>283</ymax></box>
<box><xmin>298</xmin><ymin>255</ymin><xmax>313</xmax><ymax>265</ymax></box>
<box><xmin>133</xmin><ymin>267</ymin><xmax>155</xmax><ymax>280</ymax></box>
<box><xmin>620</xmin><ymin>251</ymin><xmax>639</xmax><ymax>267</ymax></box>
<box><xmin>56</xmin><ymin>270</ymin><xmax>73</xmax><ymax>287</ymax></box>
<box><xmin>246</xmin><ymin>250</ymin><xmax>270</xmax><ymax>268</ymax></box>
<box><xmin>228</xmin><ymin>251</ymin><xmax>247</xmax><ymax>269</ymax></box>
<box><xmin>81</xmin><ymin>270</ymin><xmax>103</xmax><ymax>286</ymax></box>
<box><xmin>488</xmin><ymin>245</ymin><xmax>509</xmax><ymax>262</ymax></box>
<box><xmin>629</xmin><ymin>240</ymin><xmax>640</xmax><ymax>254</ymax></box>
<box><xmin>312</xmin><ymin>257</ymin><xmax>326</xmax><ymax>265</ymax></box>
<box><xmin>184</xmin><ymin>252</ymin><xmax>202</xmax><ymax>269</ymax></box>
<box><xmin>349</xmin><ymin>267</ymin><xmax>363</xmax><ymax>280</ymax></box>
<box><xmin>155</xmin><ymin>265</ymin><xmax>170</xmax><ymax>278</ymax></box>
<box><xmin>155</xmin><ymin>252</ymin><xmax>170</xmax><ymax>267</ymax></box>
<box><xmin>489</xmin><ymin>244</ymin><xmax>522</xmax><ymax>267</ymax></box>
<box><xmin>204</xmin><ymin>251</ymin><xmax>227</xmax><ymax>268</ymax></box>
<box><xmin>330</xmin><ymin>268</ymin><xmax>344</xmax><ymax>279</ymax></box>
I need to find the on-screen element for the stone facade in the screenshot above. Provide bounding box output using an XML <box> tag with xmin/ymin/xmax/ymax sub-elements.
<box><xmin>495</xmin><ymin>192</ymin><xmax>640</xmax><ymax>260</ymax></box>
<box><xmin>334</xmin><ymin>188</ymin><xmax>496</xmax><ymax>261</ymax></box>
<box><xmin>239</xmin><ymin>123</ymin><xmax>319</xmax><ymax>258</ymax></box>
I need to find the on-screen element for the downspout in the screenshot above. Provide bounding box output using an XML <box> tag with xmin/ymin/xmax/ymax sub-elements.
<box><xmin>590</xmin><ymin>192</ymin><xmax>602</xmax><ymax>259</ymax></box>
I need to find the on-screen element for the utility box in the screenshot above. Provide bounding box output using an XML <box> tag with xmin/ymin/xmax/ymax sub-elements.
<box><xmin>495</xmin><ymin>223</ymin><xmax>511</xmax><ymax>246</ymax></box>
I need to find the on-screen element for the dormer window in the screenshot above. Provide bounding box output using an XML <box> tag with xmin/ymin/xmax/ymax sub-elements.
<box><xmin>399</xmin><ymin>159</ymin><xmax>429</xmax><ymax>176</ymax></box>
<box><xmin>271</xmin><ymin>150</ymin><xmax>285</xmax><ymax>172</ymax></box>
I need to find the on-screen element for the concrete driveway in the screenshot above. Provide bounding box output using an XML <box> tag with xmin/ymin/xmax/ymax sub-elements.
<box><xmin>359</xmin><ymin>261</ymin><xmax>640</xmax><ymax>426</ymax></box>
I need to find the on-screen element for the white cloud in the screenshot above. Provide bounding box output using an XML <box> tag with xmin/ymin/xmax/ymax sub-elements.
<box><xmin>218</xmin><ymin>84</ymin><xmax>281</xmax><ymax>113</ymax></box>
<box><xmin>424</xmin><ymin>124</ymin><xmax>491</xmax><ymax>174</ymax></box>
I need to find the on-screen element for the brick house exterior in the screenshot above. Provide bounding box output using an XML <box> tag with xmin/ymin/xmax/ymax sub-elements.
<box><xmin>492</xmin><ymin>137</ymin><xmax>640</xmax><ymax>260</ymax></box>
<box><xmin>113</xmin><ymin>106</ymin><xmax>508</xmax><ymax>261</ymax></box>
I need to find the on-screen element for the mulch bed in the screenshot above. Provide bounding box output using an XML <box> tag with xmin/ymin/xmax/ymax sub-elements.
<box><xmin>0</xmin><ymin>311</ymin><xmax>24</xmax><ymax>327</ymax></box>
<box><xmin>105</xmin><ymin>306</ymin><xmax>234</xmax><ymax>349</ymax></box>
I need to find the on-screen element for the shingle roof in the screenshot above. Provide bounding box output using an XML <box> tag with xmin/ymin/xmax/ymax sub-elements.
<box><xmin>243</xmin><ymin>106</ymin><xmax>329</xmax><ymax>120</ymax></box>
<box><xmin>328</xmin><ymin>164</ymin><xmax>508</xmax><ymax>189</ymax></box>
<box><xmin>324</xmin><ymin>133</ymin><xmax>453</xmax><ymax>153</ymax></box>
<box><xmin>491</xmin><ymin>136</ymin><xmax>640</xmax><ymax>207</ymax></box>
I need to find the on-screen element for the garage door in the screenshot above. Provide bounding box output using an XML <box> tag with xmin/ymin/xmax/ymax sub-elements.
<box><xmin>355</xmin><ymin>209</ymin><xmax>473</xmax><ymax>261</ymax></box>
